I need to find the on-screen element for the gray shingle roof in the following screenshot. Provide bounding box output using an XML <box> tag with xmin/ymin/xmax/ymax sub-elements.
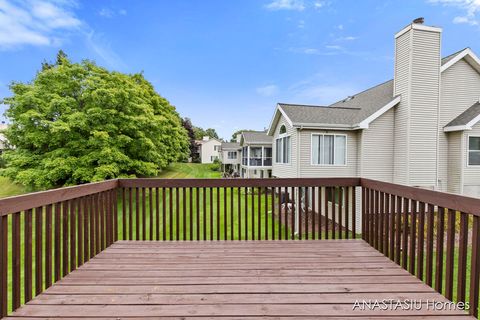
<box><xmin>242</xmin><ymin>131</ymin><xmax>272</xmax><ymax>144</ymax></box>
<box><xmin>445</xmin><ymin>101</ymin><xmax>480</xmax><ymax>128</ymax></box>
<box><xmin>221</xmin><ymin>142</ymin><xmax>240</xmax><ymax>149</ymax></box>
<box><xmin>441</xmin><ymin>48</ymin><xmax>467</xmax><ymax>66</ymax></box>
<box><xmin>279</xmin><ymin>80</ymin><xmax>396</xmax><ymax>127</ymax></box>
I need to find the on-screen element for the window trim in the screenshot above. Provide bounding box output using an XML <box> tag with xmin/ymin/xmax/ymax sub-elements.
<box><xmin>467</xmin><ymin>135</ymin><xmax>480</xmax><ymax>167</ymax></box>
<box><xmin>275</xmin><ymin>133</ymin><xmax>291</xmax><ymax>165</ymax></box>
<box><xmin>310</xmin><ymin>133</ymin><xmax>348</xmax><ymax>167</ymax></box>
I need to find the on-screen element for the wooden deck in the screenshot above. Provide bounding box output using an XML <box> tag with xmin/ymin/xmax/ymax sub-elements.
<box><xmin>6</xmin><ymin>240</ymin><xmax>473</xmax><ymax>319</ymax></box>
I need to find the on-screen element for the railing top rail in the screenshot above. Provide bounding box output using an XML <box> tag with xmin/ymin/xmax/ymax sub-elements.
<box><xmin>360</xmin><ymin>178</ymin><xmax>480</xmax><ymax>216</ymax></box>
<box><xmin>0</xmin><ymin>179</ymin><xmax>118</xmax><ymax>216</ymax></box>
<box><xmin>118</xmin><ymin>177</ymin><xmax>361</xmax><ymax>188</ymax></box>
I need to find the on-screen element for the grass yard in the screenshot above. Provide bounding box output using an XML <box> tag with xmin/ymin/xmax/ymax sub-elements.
<box><xmin>157</xmin><ymin>163</ymin><xmax>221</xmax><ymax>178</ymax></box>
<box><xmin>0</xmin><ymin>177</ymin><xmax>27</xmax><ymax>199</ymax></box>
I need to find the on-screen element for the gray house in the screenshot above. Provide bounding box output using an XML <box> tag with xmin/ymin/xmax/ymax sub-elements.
<box><xmin>268</xmin><ymin>20</ymin><xmax>480</xmax><ymax>198</ymax></box>
<box><xmin>239</xmin><ymin>131</ymin><xmax>273</xmax><ymax>178</ymax></box>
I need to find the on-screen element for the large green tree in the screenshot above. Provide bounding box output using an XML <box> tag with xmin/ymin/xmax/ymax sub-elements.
<box><xmin>1</xmin><ymin>52</ymin><xmax>189</xmax><ymax>188</ymax></box>
<box><xmin>193</xmin><ymin>126</ymin><xmax>219</xmax><ymax>140</ymax></box>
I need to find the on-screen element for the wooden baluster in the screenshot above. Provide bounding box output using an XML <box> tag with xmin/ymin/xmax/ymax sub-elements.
<box><xmin>457</xmin><ymin>212</ymin><xmax>468</xmax><ymax>303</ymax></box>
<box><xmin>271</xmin><ymin>187</ymin><xmax>275</xmax><ymax>241</ymax></box>
<box><xmin>135</xmin><ymin>188</ymin><xmax>140</xmax><ymax>241</ymax></box>
<box><xmin>291</xmin><ymin>187</ymin><xmax>295</xmax><ymax>240</ymax></box>
<box><xmin>244</xmin><ymin>187</ymin><xmax>248</xmax><ymax>241</ymax></box>
<box><xmin>45</xmin><ymin>204</ymin><xmax>53</xmax><ymax>288</ymax></box>
<box><xmin>218</xmin><ymin>187</ymin><xmax>222</xmax><ymax>241</ymax></box>
<box><xmin>231</xmin><ymin>187</ymin><xmax>234</xmax><ymax>240</ymax></box>
<box><xmin>395</xmin><ymin>196</ymin><xmax>402</xmax><ymax>265</ymax></box>
<box><xmin>24</xmin><ymin>209</ymin><xmax>33</xmax><ymax>303</ymax></box>
<box><xmin>0</xmin><ymin>215</ymin><xmax>7</xmax><ymax>317</ymax></box>
<box><xmin>35</xmin><ymin>206</ymin><xmax>43</xmax><ymax>296</ymax></box>
<box><xmin>150</xmin><ymin>188</ymin><xmax>154</xmax><ymax>241</ymax></box>
<box><xmin>224</xmin><ymin>188</ymin><xmax>228</xmax><ymax>240</ymax></box>
<box><xmin>379</xmin><ymin>192</ymin><xmax>384</xmax><ymax>253</ymax></box>
<box><xmin>409</xmin><ymin>200</ymin><xmax>417</xmax><ymax>274</ymax></box>
<box><xmin>113</xmin><ymin>189</ymin><xmax>118</xmax><ymax>242</ymax></box>
<box><xmin>352</xmin><ymin>187</ymin><xmax>356</xmax><ymax>239</ymax></box>
<box><xmin>318</xmin><ymin>187</ymin><xmax>322</xmax><ymax>239</ymax></box>
<box><xmin>177</xmin><ymin>187</ymin><xmax>181</xmax><ymax>241</ymax></box>
<box><xmin>384</xmin><ymin>194</ymin><xmax>390</xmax><ymax>257</ymax></box>
<box><xmin>435</xmin><ymin>207</ymin><xmax>445</xmax><ymax>293</ymax></box>
<box><xmin>156</xmin><ymin>187</ymin><xmax>160</xmax><ymax>240</ymax></box>
<box><xmin>425</xmin><ymin>204</ymin><xmax>435</xmax><ymax>287</ymax></box>
<box><xmin>239</xmin><ymin>187</ymin><xmax>243</xmax><ymax>240</ymax></box>
<box><xmin>445</xmin><ymin>209</ymin><xmax>456</xmax><ymax>300</ymax></box>
<box><xmin>416</xmin><ymin>202</ymin><xmax>425</xmax><ymax>280</ymax></box>
<box><xmin>142</xmin><ymin>188</ymin><xmax>146</xmax><ymax>241</ymax></box>
<box><xmin>122</xmin><ymin>188</ymin><xmax>126</xmax><ymax>240</ymax></box>
<box><xmin>90</xmin><ymin>195</ymin><xmax>96</xmax><ymax>258</ymax></box>
<box><xmin>344</xmin><ymin>187</ymin><xmax>349</xmax><ymax>240</ymax></box>
<box><xmin>402</xmin><ymin>198</ymin><xmax>409</xmax><ymax>270</ymax></box>
<box><xmin>12</xmin><ymin>211</ymin><xmax>21</xmax><ymax>310</ymax></box>
<box><xmin>188</xmin><ymin>188</ymin><xmax>191</xmax><ymax>241</ymax></box>
<box><xmin>77</xmin><ymin>199</ymin><xmax>83</xmax><ymax>267</ymax></box>
<box><xmin>469</xmin><ymin>215</ymin><xmax>480</xmax><ymax>317</ymax></box>
<box><xmin>324</xmin><ymin>187</ymin><xmax>329</xmax><ymax>240</ymax></box>
<box><xmin>251</xmin><ymin>188</ymin><xmax>255</xmax><ymax>240</ymax></box>
<box><xmin>70</xmin><ymin>199</ymin><xmax>76</xmax><ymax>271</ymax></box>
<box><xmin>211</xmin><ymin>187</ymin><xmax>214</xmax><ymax>240</ymax></box>
<box><xmin>305</xmin><ymin>187</ymin><xmax>309</xmax><ymax>240</ymax></box>
<box><xmin>362</xmin><ymin>187</ymin><xmax>366</xmax><ymax>240</ymax></box>
<box><xmin>62</xmin><ymin>201</ymin><xmax>69</xmax><ymax>276</ymax></box>
<box><xmin>265</xmin><ymin>187</ymin><xmax>268</xmax><ymax>240</ymax></box>
<box><xmin>83</xmin><ymin>197</ymin><xmax>89</xmax><ymax>264</ymax></box>
<box><xmin>170</xmin><ymin>188</ymin><xmax>175</xmax><ymax>241</ymax></box>
<box><xmin>332</xmin><ymin>187</ymin><xmax>336</xmax><ymax>240</ymax></box>
<box><xmin>189</xmin><ymin>188</ymin><xmax>193</xmax><ymax>241</ymax></box>
<box><xmin>54</xmin><ymin>203</ymin><xmax>62</xmax><ymax>281</ymax></box>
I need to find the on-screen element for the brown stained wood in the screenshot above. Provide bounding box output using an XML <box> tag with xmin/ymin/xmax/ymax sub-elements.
<box><xmin>113</xmin><ymin>189</ymin><xmax>118</xmax><ymax>242</ymax></box>
<box><xmin>54</xmin><ymin>203</ymin><xmax>61</xmax><ymax>282</ymax></box>
<box><xmin>128</xmin><ymin>188</ymin><xmax>133</xmax><ymax>241</ymax></box>
<box><xmin>332</xmin><ymin>187</ymin><xmax>336</xmax><ymax>240</ymax></box>
<box><xmin>196</xmin><ymin>188</ymin><xmax>200</xmax><ymax>241</ymax></box>
<box><xmin>409</xmin><ymin>200</ymin><xmax>417</xmax><ymax>275</ymax></box>
<box><xmin>416</xmin><ymin>202</ymin><xmax>425</xmax><ymax>281</ymax></box>
<box><xmin>251</xmin><ymin>189</ymin><xmax>255</xmax><ymax>240</ymax></box>
<box><xmin>218</xmin><ymin>188</ymin><xmax>222</xmax><ymax>241</ymax></box>
<box><xmin>290</xmin><ymin>187</ymin><xmax>295</xmax><ymax>240</ymax></box>
<box><xmin>210</xmin><ymin>188</ymin><xmax>214</xmax><ymax>241</ymax></box>
<box><xmin>344</xmin><ymin>187</ymin><xmax>348</xmax><ymax>240</ymax></box>
<box><xmin>318</xmin><ymin>187</ymin><xmax>322</xmax><ymax>240</ymax></box>
<box><xmin>142</xmin><ymin>188</ymin><xmax>146</xmax><ymax>241</ymax></box>
<box><xmin>171</xmin><ymin>188</ymin><xmax>174</xmax><ymax>241</ymax></box>
<box><xmin>163</xmin><ymin>188</ymin><xmax>166</xmax><ymax>241</ymax></box>
<box><xmin>257</xmin><ymin>187</ymin><xmax>261</xmax><ymax>240</ymax></box>
<box><xmin>457</xmin><ymin>212</ymin><xmax>469</xmax><ymax>303</ymax></box>
<box><xmin>338</xmin><ymin>187</ymin><xmax>342</xmax><ymax>240</ymax></box>
<box><xmin>122</xmin><ymin>188</ymin><xmax>126</xmax><ymax>240</ymax></box>
<box><xmin>135</xmin><ymin>188</ymin><xmax>140</xmax><ymax>241</ymax></box>
<box><xmin>7</xmin><ymin>240</ymin><xmax>472</xmax><ymax>319</ymax></box>
<box><xmin>402</xmin><ymin>198</ymin><xmax>409</xmax><ymax>270</ymax></box>
<box><xmin>264</xmin><ymin>187</ymin><xmax>268</xmax><ymax>241</ymax></box>
<box><xmin>77</xmin><ymin>198</ymin><xmax>83</xmax><ymax>267</ymax></box>
<box><xmin>12</xmin><ymin>212</ymin><xmax>21</xmax><ymax>310</ymax></box>
<box><xmin>0</xmin><ymin>215</ymin><xmax>7</xmax><ymax>318</ymax></box>
<box><xmin>324</xmin><ymin>187</ymin><xmax>329</xmax><ymax>240</ymax></box>
<box><xmin>369</xmin><ymin>189</ymin><xmax>375</xmax><ymax>246</ymax></box>
<box><xmin>304</xmin><ymin>187</ymin><xmax>308</xmax><ymax>240</ymax></box>
<box><xmin>24</xmin><ymin>209</ymin><xmax>33</xmax><ymax>303</ymax></box>
<box><xmin>239</xmin><ymin>187</ymin><xmax>243</xmax><ymax>241</ymax></box>
<box><xmin>35</xmin><ymin>207</ymin><xmax>43</xmax><ymax>296</ymax></box>
<box><xmin>278</xmin><ymin>187</ymin><xmax>282</xmax><ymax>241</ymax></box>
<box><xmin>156</xmin><ymin>188</ymin><xmax>160</xmax><ymax>241</ymax></box>
<box><xmin>224</xmin><ymin>188</ymin><xmax>228</xmax><ymax>240</ymax></box>
<box><xmin>386</xmin><ymin>194</ymin><xmax>392</xmax><ymax>258</ymax></box>
<box><xmin>176</xmin><ymin>188</ymin><xmax>180</xmax><ymax>241</ymax></box>
<box><xmin>45</xmin><ymin>204</ymin><xmax>52</xmax><ymax>288</ymax></box>
<box><xmin>62</xmin><ymin>201</ymin><xmax>69</xmax><ymax>277</ymax></box>
<box><xmin>69</xmin><ymin>200</ymin><xmax>77</xmax><ymax>272</ymax></box>
<box><xmin>362</xmin><ymin>187</ymin><xmax>366</xmax><ymax>240</ymax></box>
<box><xmin>426</xmin><ymin>204</ymin><xmax>435</xmax><ymax>287</ymax></box>
<box><xmin>445</xmin><ymin>209</ymin><xmax>456</xmax><ymax>300</ymax></box>
<box><xmin>149</xmin><ymin>188</ymin><xmax>154</xmax><ymax>241</ymax></box>
<box><xmin>187</xmin><ymin>188</ymin><xmax>190</xmax><ymax>241</ymax></box>
<box><xmin>395</xmin><ymin>196</ymin><xmax>401</xmax><ymax>265</ymax></box>
<box><xmin>470</xmin><ymin>215</ymin><xmax>480</xmax><ymax>317</ymax></box>
<box><xmin>435</xmin><ymin>207</ymin><xmax>445</xmax><ymax>293</ymax></box>
<box><xmin>378</xmin><ymin>192</ymin><xmax>383</xmax><ymax>253</ymax></box>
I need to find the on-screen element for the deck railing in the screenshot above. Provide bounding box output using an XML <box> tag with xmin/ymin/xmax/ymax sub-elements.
<box><xmin>0</xmin><ymin>177</ymin><xmax>479</xmax><ymax>317</ymax></box>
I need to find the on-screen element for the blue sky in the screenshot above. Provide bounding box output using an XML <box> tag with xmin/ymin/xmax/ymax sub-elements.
<box><xmin>1</xmin><ymin>0</ymin><xmax>480</xmax><ymax>139</ymax></box>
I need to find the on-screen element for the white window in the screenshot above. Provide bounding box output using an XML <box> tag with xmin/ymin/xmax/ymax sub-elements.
<box><xmin>227</xmin><ymin>151</ymin><xmax>237</xmax><ymax>159</ymax></box>
<box><xmin>469</xmin><ymin>136</ymin><xmax>480</xmax><ymax>166</ymax></box>
<box><xmin>214</xmin><ymin>145</ymin><xmax>219</xmax><ymax>151</ymax></box>
<box><xmin>275</xmin><ymin>136</ymin><xmax>291</xmax><ymax>164</ymax></box>
<box><xmin>311</xmin><ymin>134</ymin><xmax>346</xmax><ymax>165</ymax></box>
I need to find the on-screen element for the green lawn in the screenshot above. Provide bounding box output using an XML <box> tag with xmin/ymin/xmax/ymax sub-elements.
<box><xmin>0</xmin><ymin>177</ymin><xmax>27</xmax><ymax>199</ymax></box>
<box><xmin>157</xmin><ymin>163</ymin><xmax>221</xmax><ymax>178</ymax></box>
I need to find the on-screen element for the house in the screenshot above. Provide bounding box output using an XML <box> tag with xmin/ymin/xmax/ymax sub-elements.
<box><xmin>0</xmin><ymin>123</ymin><xmax>7</xmax><ymax>152</ymax></box>
<box><xmin>239</xmin><ymin>131</ymin><xmax>273</xmax><ymax>178</ymax></box>
<box><xmin>267</xmin><ymin>19</ymin><xmax>480</xmax><ymax>198</ymax></box>
<box><xmin>219</xmin><ymin>141</ymin><xmax>241</xmax><ymax>175</ymax></box>
<box><xmin>195</xmin><ymin>136</ymin><xmax>222</xmax><ymax>164</ymax></box>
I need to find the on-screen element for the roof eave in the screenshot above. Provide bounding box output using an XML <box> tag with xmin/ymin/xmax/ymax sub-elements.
<box><xmin>267</xmin><ymin>104</ymin><xmax>294</xmax><ymax>136</ymax></box>
<box><xmin>444</xmin><ymin>113</ymin><xmax>480</xmax><ymax>132</ymax></box>
<box><xmin>355</xmin><ymin>95</ymin><xmax>401</xmax><ymax>129</ymax></box>
<box><xmin>441</xmin><ymin>48</ymin><xmax>480</xmax><ymax>73</ymax></box>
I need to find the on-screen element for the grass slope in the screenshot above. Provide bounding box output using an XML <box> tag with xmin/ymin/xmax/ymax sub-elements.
<box><xmin>0</xmin><ymin>177</ymin><xmax>27</xmax><ymax>199</ymax></box>
<box><xmin>157</xmin><ymin>163</ymin><xmax>221</xmax><ymax>178</ymax></box>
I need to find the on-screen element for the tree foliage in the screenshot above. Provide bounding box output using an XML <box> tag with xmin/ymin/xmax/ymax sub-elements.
<box><xmin>230</xmin><ymin>129</ymin><xmax>255</xmax><ymax>142</ymax></box>
<box><xmin>1</xmin><ymin>52</ymin><xmax>189</xmax><ymax>188</ymax></box>
<box><xmin>181</xmin><ymin>117</ymin><xmax>199</xmax><ymax>162</ymax></box>
<box><xmin>193</xmin><ymin>126</ymin><xmax>219</xmax><ymax>140</ymax></box>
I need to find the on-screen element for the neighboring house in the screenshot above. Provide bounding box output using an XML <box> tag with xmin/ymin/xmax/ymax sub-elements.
<box><xmin>239</xmin><ymin>131</ymin><xmax>273</xmax><ymax>178</ymax></box>
<box><xmin>219</xmin><ymin>134</ymin><xmax>242</xmax><ymax>174</ymax></box>
<box><xmin>195</xmin><ymin>136</ymin><xmax>222</xmax><ymax>164</ymax></box>
<box><xmin>267</xmin><ymin>19</ymin><xmax>480</xmax><ymax>199</ymax></box>
<box><xmin>0</xmin><ymin>123</ymin><xmax>7</xmax><ymax>152</ymax></box>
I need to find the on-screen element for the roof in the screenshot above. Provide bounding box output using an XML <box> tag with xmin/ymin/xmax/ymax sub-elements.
<box><xmin>195</xmin><ymin>138</ymin><xmax>222</xmax><ymax>145</ymax></box>
<box><xmin>444</xmin><ymin>101</ymin><xmax>480</xmax><ymax>132</ymax></box>
<box><xmin>241</xmin><ymin>131</ymin><xmax>272</xmax><ymax>145</ymax></box>
<box><xmin>221</xmin><ymin>142</ymin><xmax>240</xmax><ymax>150</ymax></box>
<box><xmin>269</xmin><ymin>80</ymin><xmax>400</xmax><ymax>133</ymax></box>
<box><xmin>268</xmin><ymin>49</ymin><xmax>480</xmax><ymax>135</ymax></box>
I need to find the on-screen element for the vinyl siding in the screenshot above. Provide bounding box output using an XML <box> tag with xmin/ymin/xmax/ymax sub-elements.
<box><xmin>298</xmin><ymin>130</ymin><xmax>357</xmax><ymax>177</ymax></box>
<box><xmin>271</xmin><ymin>116</ymin><xmax>298</xmax><ymax>178</ymax></box>
<box><xmin>463</xmin><ymin>123</ymin><xmax>480</xmax><ymax>197</ymax></box>
<box><xmin>359</xmin><ymin>108</ymin><xmax>394</xmax><ymax>182</ymax></box>
<box><xmin>393</xmin><ymin>27</ymin><xmax>441</xmax><ymax>188</ymax></box>
<box><xmin>408</xmin><ymin>29</ymin><xmax>441</xmax><ymax>188</ymax></box>
<box><xmin>393</xmin><ymin>30</ymin><xmax>411</xmax><ymax>185</ymax></box>
<box><xmin>447</xmin><ymin>131</ymin><xmax>463</xmax><ymax>194</ymax></box>
<box><xmin>439</xmin><ymin>59</ymin><xmax>480</xmax><ymax>192</ymax></box>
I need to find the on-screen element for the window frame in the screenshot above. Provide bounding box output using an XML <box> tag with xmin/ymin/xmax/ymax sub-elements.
<box><xmin>467</xmin><ymin>135</ymin><xmax>480</xmax><ymax>167</ymax></box>
<box><xmin>275</xmin><ymin>131</ymin><xmax>291</xmax><ymax>165</ymax></box>
<box><xmin>310</xmin><ymin>133</ymin><xmax>348</xmax><ymax>166</ymax></box>
<box><xmin>227</xmin><ymin>151</ymin><xmax>237</xmax><ymax>159</ymax></box>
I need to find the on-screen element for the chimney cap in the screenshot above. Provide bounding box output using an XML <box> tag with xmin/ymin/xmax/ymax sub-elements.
<box><xmin>413</xmin><ymin>17</ymin><xmax>424</xmax><ymax>24</ymax></box>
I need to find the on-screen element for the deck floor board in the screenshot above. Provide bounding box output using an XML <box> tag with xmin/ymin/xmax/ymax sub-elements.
<box><xmin>6</xmin><ymin>240</ymin><xmax>474</xmax><ymax>319</ymax></box>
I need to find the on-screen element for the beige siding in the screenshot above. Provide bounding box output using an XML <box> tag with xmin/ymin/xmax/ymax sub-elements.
<box><xmin>439</xmin><ymin>59</ymin><xmax>480</xmax><ymax>191</ymax></box>
<box><xmin>298</xmin><ymin>130</ymin><xmax>357</xmax><ymax>177</ymax></box>
<box><xmin>447</xmin><ymin>131</ymin><xmax>463</xmax><ymax>194</ymax></box>
<box><xmin>360</xmin><ymin>108</ymin><xmax>394</xmax><ymax>182</ymax></box>
<box><xmin>463</xmin><ymin>123</ymin><xmax>480</xmax><ymax>197</ymax></box>
<box><xmin>393</xmin><ymin>30</ymin><xmax>411</xmax><ymax>185</ymax></box>
<box><xmin>271</xmin><ymin>116</ymin><xmax>298</xmax><ymax>178</ymax></box>
<box><xmin>393</xmin><ymin>27</ymin><xmax>441</xmax><ymax>188</ymax></box>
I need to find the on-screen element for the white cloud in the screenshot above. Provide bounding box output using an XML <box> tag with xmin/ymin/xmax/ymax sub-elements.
<box><xmin>325</xmin><ymin>44</ymin><xmax>342</xmax><ymax>50</ymax></box>
<box><xmin>336</xmin><ymin>24</ymin><xmax>344</xmax><ymax>30</ymax></box>
<box><xmin>256</xmin><ymin>84</ymin><xmax>279</xmax><ymax>97</ymax></box>
<box><xmin>265</xmin><ymin>0</ymin><xmax>305</xmax><ymax>11</ymax></box>
<box><xmin>98</xmin><ymin>7</ymin><xmax>127</xmax><ymax>18</ymax></box>
<box><xmin>336</xmin><ymin>36</ymin><xmax>357</xmax><ymax>41</ymax></box>
<box><xmin>298</xmin><ymin>19</ymin><xmax>305</xmax><ymax>28</ymax></box>
<box><xmin>85</xmin><ymin>31</ymin><xmax>126</xmax><ymax>70</ymax></box>
<box><xmin>428</xmin><ymin>0</ymin><xmax>480</xmax><ymax>25</ymax></box>
<box><xmin>0</xmin><ymin>0</ymin><xmax>80</xmax><ymax>49</ymax></box>
<box><xmin>313</xmin><ymin>1</ymin><xmax>325</xmax><ymax>9</ymax></box>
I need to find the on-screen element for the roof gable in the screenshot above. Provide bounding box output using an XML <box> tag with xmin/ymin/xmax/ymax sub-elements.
<box><xmin>441</xmin><ymin>48</ymin><xmax>480</xmax><ymax>74</ymax></box>
<box><xmin>444</xmin><ymin>101</ymin><xmax>480</xmax><ymax>132</ymax></box>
